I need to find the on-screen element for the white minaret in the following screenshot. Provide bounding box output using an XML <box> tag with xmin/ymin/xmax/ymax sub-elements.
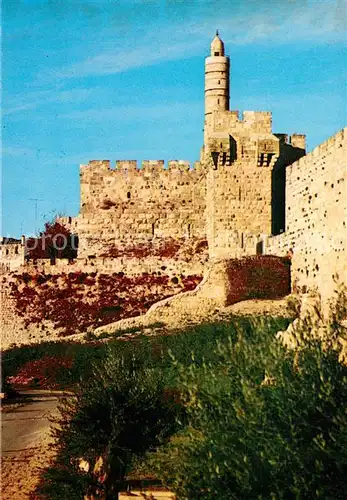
<box><xmin>204</xmin><ymin>30</ymin><xmax>230</xmax><ymax>117</ymax></box>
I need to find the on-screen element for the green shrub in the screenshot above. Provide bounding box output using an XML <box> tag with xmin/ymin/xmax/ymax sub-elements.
<box><xmin>148</xmin><ymin>323</ymin><xmax>347</xmax><ymax>499</ymax></box>
<box><xmin>35</xmin><ymin>349</ymin><xmax>182</xmax><ymax>499</ymax></box>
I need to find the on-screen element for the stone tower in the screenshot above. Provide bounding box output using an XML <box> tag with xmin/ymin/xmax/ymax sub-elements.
<box><xmin>204</xmin><ymin>31</ymin><xmax>230</xmax><ymax>145</ymax></box>
<box><xmin>203</xmin><ymin>32</ymin><xmax>306</xmax><ymax>259</ymax></box>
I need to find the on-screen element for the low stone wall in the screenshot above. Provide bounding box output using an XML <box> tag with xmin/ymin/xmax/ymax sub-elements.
<box><xmin>1</xmin><ymin>270</ymin><xmax>202</xmax><ymax>349</ymax></box>
<box><xmin>95</xmin><ymin>255</ymin><xmax>291</xmax><ymax>335</ymax></box>
<box><xmin>22</xmin><ymin>254</ymin><xmax>206</xmax><ymax>278</ymax></box>
<box><xmin>198</xmin><ymin>255</ymin><xmax>291</xmax><ymax>305</ymax></box>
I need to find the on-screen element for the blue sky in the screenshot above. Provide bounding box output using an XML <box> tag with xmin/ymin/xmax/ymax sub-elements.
<box><xmin>2</xmin><ymin>0</ymin><xmax>346</xmax><ymax>237</ymax></box>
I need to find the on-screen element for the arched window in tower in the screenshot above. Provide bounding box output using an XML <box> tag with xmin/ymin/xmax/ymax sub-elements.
<box><xmin>127</xmin><ymin>191</ymin><xmax>131</xmax><ymax>200</ymax></box>
<box><xmin>187</xmin><ymin>223</ymin><xmax>191</xmax><ymax>238</ymax></box>
<box><xmin>151</xmin><ymin>223</ymin><xmax>155</xmax><ymax>236</ymax></box>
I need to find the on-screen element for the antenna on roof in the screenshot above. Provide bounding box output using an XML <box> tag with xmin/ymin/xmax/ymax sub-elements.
<box><xmin>216</xmin><ymin>29</ymin><xmax>219</xmax><ymax>36</ymax></box>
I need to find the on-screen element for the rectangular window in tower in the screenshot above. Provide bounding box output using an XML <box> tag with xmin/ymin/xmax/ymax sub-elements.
<box><xmin>214</xmin><ymin>52</ymin><xmax>220</xmax><ymax>56</ymax></box>
<box><xmin>258</xmin><ymin>153</ymin><xmax>265</xmax><ymax>166</ymax></box>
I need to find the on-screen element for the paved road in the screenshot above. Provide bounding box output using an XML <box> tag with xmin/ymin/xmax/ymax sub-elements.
<box><xmin>1</xmin><ymin>390</ymin><xmax>175</xmax><ymax>499</ymax></box>
<box><xmin>2</xmin><ymin>390</ymin><xmax>63</xmax><ymax>451</ymax></box>
<box><xmin>1</xmin><ymin>390</ymin><xmax>66</xmax><ymax>500</ymax></box>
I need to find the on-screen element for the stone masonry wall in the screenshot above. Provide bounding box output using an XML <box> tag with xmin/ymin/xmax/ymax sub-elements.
<box><xmin>20</xmin><ymin>255</ymin><xmax>207</xmax><ymax>278</ymax></box>
<box><xmin>78</xmin><ymin>160</ymin><xmax>207</xmax><ymax>258</ymax></box>
<box><xmin>203</xmin><ymin>108</ymin><xmax>305</xmax><ymax>259</ymax></box>
<box><xmin>266</xmin><ymin>128</ymin><xmax>347</xmax><ymax>303</ymax></box>
<box><xmin>206</xmin><ymin>158</ymin><xmax>274</xmax><ymax>259</ymax></box>
<box><xmin>204</xmin><ymin>110</ymin><xmax>273</xmax><ymax>145</ymax></box>
<box><xmin>0</xmin><ymin>240</ymin><xmax>25</xmax><ymax>273</ymax></box>
<box><xmin>0</xmin><ymin>267</ymin><xmax>203</xmax><ymax>349</ymax></box>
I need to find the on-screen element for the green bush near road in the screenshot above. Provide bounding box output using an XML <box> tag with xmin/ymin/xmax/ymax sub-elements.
<box><xmin>147</xmin><ymin>326</ymin><xmax>347</xmax><ymax>499</ymax></box>
<box><xmin>2</xmin><ymin>316</ymin><xmax>289</xmax><ymax>390</ymax></box>
<box><xmin>8</xmin><ymin>315</ymin><xmax>346</xmax><ymax>498</ymax></box>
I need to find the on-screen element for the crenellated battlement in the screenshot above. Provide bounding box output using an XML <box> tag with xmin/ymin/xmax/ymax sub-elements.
<box><xmin>287</xmin><ymin>127</ymin><xmax>346</xmax><ymax>173</ymax></box>
<box><xmin>211</xmin><ymin>109</ymin><xmax>272</xmax><ymax>124</ymax></box>
<box><xmin>205</xmin><ymin>109</ymin><xmax>274</xmax><ymax>141</ymax></box>
<box><xmin>214</xmin><ymin>109</ymin><xmax>272</xmax><ymax>126</ymax></box>
<box><xmin>81</xmin><ymin>159</ymin><xmax>205</xmax><ymax>176</ymax></box>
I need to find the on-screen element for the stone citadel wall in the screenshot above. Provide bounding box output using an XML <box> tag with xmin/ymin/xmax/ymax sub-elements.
<box><xmin>17</xmin><ymin>254</ymin><xmax>207</xmax><ymax>278</ymax></box>
<box><xmin>78</xmin><ymin>160</ymin><xmax>207</xmax><ymax>258</ymax></box>
<box><xmin>206</xmin><ymin>158</ymin><xmax>274</xmax><ymax>259</ymax></box>
<box><xmin>204</xmin><ymin>110</ymin><xmax>306</xmax><ymax>259</ymax></box>
<box><xmin>267</xmin><ymin>127</ymin><xmax>346</xmax><ymax>303</ymax></box>
<box><xmin>0</xmin><ymin>239</ymin><xmax>25</xmax><ymax>273</ymax></box>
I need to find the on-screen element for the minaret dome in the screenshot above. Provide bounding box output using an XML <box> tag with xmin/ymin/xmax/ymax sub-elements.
<box><xmin>210</xmin><ymin>30</ymin><xmax>225</xmax><ymax>56</ymax></box>
<box><xmin>204</xmin><ymin>31</ymin><xmax>230</xmax><ymax>118</ymax></box>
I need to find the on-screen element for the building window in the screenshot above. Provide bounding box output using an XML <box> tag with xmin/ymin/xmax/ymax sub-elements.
<box><xmin>258</xmin><ymin>152</ymin><xmax>275</xmax><ymax>167</ymax></box>
<box><xmin>214</xmin><ymin>51</ymin><xmax>220</xmax><ymax>56</ymax></box>
<box><xmin>256</xmin><ymin>241</ymin><xmax>264</xmax><ymax>255</ymax></box>
<box><xmin>127</xmin><ymin>191</ymin><xmax>131</xmax><ymax>199</ymax></box>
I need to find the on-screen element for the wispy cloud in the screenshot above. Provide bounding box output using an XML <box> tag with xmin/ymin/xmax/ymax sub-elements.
<box><xmin>40</xmin><ymin>1</ymin><xmax>346</xmax><ymax>81</ymax></box>
<box><xmin>2</xmin><ymin>146</ymin><xmax>35</xmax><ymax>157</ymax></box>
<box><xmin>3</xmin><ymin>88</ymin><xmax>93</xmax><ymax>116</ymax></box>
<box><xmin>59</xmin><ymin>102</ymin><xmax>201</xmax><ymax>122</ymax></box>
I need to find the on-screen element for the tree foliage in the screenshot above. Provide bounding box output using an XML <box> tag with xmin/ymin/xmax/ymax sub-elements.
<box><xmin>35</xmin><ymin>351</ymin><xmax>181</xmax><ymax>499</ymax></box>
<box><xmin>25</xmin><ymin>221</ymin><xmax>77</xmax><ymax>260</ymax></box>
<box><xmin>149</xmin><ymin>324</ymin><xmax>347</xmax><ymax>499</ymax></box>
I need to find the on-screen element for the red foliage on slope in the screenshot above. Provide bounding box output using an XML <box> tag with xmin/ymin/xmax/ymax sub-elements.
<box><xmin>7</xmin><ymin>356</ymin><xmax>73</xmax><ymax>388</ymax></box>
<box><xmin>9</xmin><ymin>272</ymin><xmax>203</xmax><ymax>336</ymax></box>
<box><xmin>225</xmin><ymin>255</ymin><xmax>291</xmax><ymax>305</ymax></box>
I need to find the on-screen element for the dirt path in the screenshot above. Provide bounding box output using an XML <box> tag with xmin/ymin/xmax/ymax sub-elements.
<box><xmin>1</xmin><ymin>390</ymin><xmax>65</xmax><ymax>500</ymax></box>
